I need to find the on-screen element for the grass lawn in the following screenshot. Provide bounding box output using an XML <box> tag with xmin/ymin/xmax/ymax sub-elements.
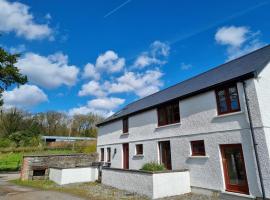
<box><xmin>0</xmin><ymin>149</ymin><xmax>77</xmax><ymax>171</ymax></box>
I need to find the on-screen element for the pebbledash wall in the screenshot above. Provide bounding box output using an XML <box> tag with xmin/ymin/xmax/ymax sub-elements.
<box><xmin>97</xmin><ymin>67</ymin><xmax>270</xmax><ymax>198</ymax></box>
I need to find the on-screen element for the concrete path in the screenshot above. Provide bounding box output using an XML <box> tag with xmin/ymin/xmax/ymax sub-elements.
<box><xmin>0</xmin><ymin>173</ymin><xmax>84</xmax><ymax>200</ymax></box>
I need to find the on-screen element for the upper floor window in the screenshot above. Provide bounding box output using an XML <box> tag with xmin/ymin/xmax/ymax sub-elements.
<box><xmin>191</xmin><ymin>140</ymin><xmax>205</xmax><ymax>156</ymax></box>
<box><xmin>215</xmin><ymin>84</ymin><xmax>240</xmax><ymax>115</ymax></box>
<box><xmin>100</xmin><ymin>148</ymin><xmax>104</xmax><ymax>161</ymax></box>
<box><xmin>157</xmin><ymin>101</ymin><xmax>180</xmax><ymax>126</ymax></box>
<box><xmin>123</xmin><ymin>117</ymin><xmax>129</xmax><ymax>133</ymax></box>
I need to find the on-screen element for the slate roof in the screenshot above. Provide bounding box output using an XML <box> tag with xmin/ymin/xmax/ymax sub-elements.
<box><xmin>97</xmin><ymin>44</ymin><xmax>270</xmax><ymax>127</ymax></box>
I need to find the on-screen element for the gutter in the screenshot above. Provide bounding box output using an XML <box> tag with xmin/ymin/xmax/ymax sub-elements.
<box><xmin>242</xmin><ymin>80</ymin><xmax>266</xmax><ymax>199</ymax></box>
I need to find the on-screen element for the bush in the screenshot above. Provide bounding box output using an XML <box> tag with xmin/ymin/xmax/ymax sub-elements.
<box><xmin>141</xmin><ymin>162</ymin><xmax>166</xmax><ymax>172</ymax></box>
<box><xmin>0</xmin><ymin>138</ymin><xmax>14</xmax><ymax>148</ymax></box>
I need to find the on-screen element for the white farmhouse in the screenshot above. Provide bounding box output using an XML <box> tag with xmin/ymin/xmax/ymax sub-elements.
<box><xmin>97</xmin><ymin>45</ymin><xmax>270</xmax><ymax>199</ymax></box>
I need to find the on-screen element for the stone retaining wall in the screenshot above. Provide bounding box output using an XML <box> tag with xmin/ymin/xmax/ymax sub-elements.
<box><xmin>21</xmin><ymin>153</ymin><xmax>98</xmax><ymax>180</ymax></box>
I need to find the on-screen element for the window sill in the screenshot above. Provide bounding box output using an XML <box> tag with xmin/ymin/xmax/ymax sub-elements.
<box><xmin>155</xmin><ymin>122</ymin><xmax>181</xmax><ymax>130</ymax></box>
<box><xmin>133</xmin><ymin>154</ymin><xmax>144</xmax><ymax>158</ymax></box>
<box><xmin>120</xmin><ymin>133</ymin><xmax>129</xmax><ymax>137</ymax></box>
<box><xmin>214</xmin><ymin>111</ymin><xmax>244</xmax><ymax>119</ymax></box>
<box><xmin>188</xmin><ymin>155</ymin><xmax>209</xmax><ymax>159</ymax></box>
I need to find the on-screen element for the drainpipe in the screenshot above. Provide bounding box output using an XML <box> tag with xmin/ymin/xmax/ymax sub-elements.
<box><xmin>242</xmin><ymin>80</ymin><xmax>266</xmax><ymax>199</ymax></box>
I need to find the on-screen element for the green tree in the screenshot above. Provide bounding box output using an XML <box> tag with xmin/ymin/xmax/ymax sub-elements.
<box><xmin>0</xmin><ymin>47</ymin><xmax>28</xmax><ymax>105</ymax></box>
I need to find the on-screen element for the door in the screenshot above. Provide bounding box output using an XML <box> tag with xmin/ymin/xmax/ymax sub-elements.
<box><xmin>122</xmin><ymin>143</ymin><xmax>129</xmax><ymax>169</ymax></box>
<box><xmin>220</xmin><ymin>144</ymin><xmax>249</xmax><ymax>194</ymax></box>
<box><xmin>159</xmin><ymin>141</ymin><xmax>172</xmax><ymax>170</ymax></box>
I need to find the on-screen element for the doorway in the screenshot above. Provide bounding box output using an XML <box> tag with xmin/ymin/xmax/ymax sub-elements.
<box><xmin>122</xmin><ymin>143</ymin><xmax>129</xmax><ymax>169</ymax></box>
<box><xmin>158</xmin><ymin>141</ymin><xmax>172</xmax><ymax>170</ymax></box>
<box><xmin>220</xmin><ymin>144</ymin><xmax>249</xmax><ymax>194</ymax></box>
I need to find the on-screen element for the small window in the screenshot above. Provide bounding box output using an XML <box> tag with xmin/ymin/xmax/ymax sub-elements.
<box><xmin>215</xmin><ymin>84</ymin><xmax>240</xmax><ymax>115</ymax></box>
<box><xmin>123</xmin><ymin>117</ymin><xmax>129</xmax><ymax>133</ymax></box>
<box><xmin>100</xmin><ymin>148</ymin><xmax>104</xmax><ymax>161</ymax></box>
<box><xmin>191</xmin><ymin>140</ymin><xmax>206</xmax><ymax>156</ymax></box>
<box><xmin>158</xmin><ymin>101</ymin><xmax>180</xmax><ymax>126</ymax></box>
<box><xmin>107</xmin><ymin>147</ymin><xmax>111</xmax><ymax>162</ymax></box>
<box><xmin>135</xmin><ymin>144</ymin><xmax>143</xmax><ymax>155</ymax></box>
<box><xmin>33</xmin><ymin>169</ymin><xmax>45</xmax><ymax>176</ymax></box>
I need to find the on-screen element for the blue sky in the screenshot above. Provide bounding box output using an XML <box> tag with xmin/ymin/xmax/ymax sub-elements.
<box><xmin>0</xmin><ymin>0</ymin><xmax>269</xmax><ymax>116</ymax></box>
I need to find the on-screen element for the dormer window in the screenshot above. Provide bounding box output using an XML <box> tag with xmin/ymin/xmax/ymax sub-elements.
<box><xmin>123</xmin><ymin>117</ymin><xmax>129</xmax><ymax>133</ymax></box>
<box><xmin>157</xmin><ymin>101</ymin><xmax>180</xmax><ymax>126</ymax></box>
<box><xmin>215</xmin><ymin>84</ymin><xmax>240</xmax><ymax>115</ymax></box>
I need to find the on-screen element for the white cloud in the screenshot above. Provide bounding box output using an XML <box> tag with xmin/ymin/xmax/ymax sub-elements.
<box><xmin>150</xmin><ymin>40</ymin><xmax>170</xmax><ymax>57</ymax></box>
<box><xmin>133</xmin><ymin>41</ymin><xmax>170</xmax><ymax>68</ymax></box>
<box><xmin>68</xmin><ymin>97</ymin><xmax>124</xmax><ymax>117</ymax></box>
<box><xmin>106</xmin><ymin>70</ymin><xmax>163</xmax><ymax>98</ymax></box>
<box><xmin>180</xmin><ymin>63</ymin><xmax>192</xmax><ymax>70</ymax></box>
<box><xmin>134</xmin><ymin>54</ymin><xmax>164</xmax><ymax>69</ymax></box>
<box><xmin>88</xmin><ymin>97</ymin><xmax>125</xmax><ymax>110</ymax></box>
<box><xmin>215</xmin><ymin>26</ymin><xmax>248</xmax><ymax>47</ymax></box>
<box><xmin>0</xmin><ymin>0</ymin><xmax>52</xmax><ymax>40</ymax></box>
<box><xmin>82</xmin><ymin>63</ymin><xmax>100</xmax><ymax>80</ymax></box>
<box><xmin>3</xmin><ymin>84</ymin><xmax>48</xmax><ymax>108</ymax></box>
<box><xmin>215</xmin><ymin>26</ymin><xmax>265</xmax><ymax>60</ymax></box>
<box><xmin>96</xmin><ymin>50</ymin><xmax>125</xmax><ymax>73</ymax></box>
<box><xmin>17</xmin><ymin>52</ymin><xmax>80</xmax><ymax>88</ymax></box>
<box><xmin>9</xmin><ymin>44</ymin><xmax>26</xmax><ymax>54</ymax></box>
<box><xmin>68</xmin><ymin>106</ymin><xmax>114</xmax><ymax>117</ymax></box>
<box><xmin>78</xmin><ymin>80</ymin><xmax>105</xmax><ymax>97</ymax></box>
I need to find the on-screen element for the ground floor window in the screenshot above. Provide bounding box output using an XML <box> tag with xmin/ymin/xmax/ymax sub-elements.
<box><xmin>107</xmin><ymin>147</ymin><xmax>111</xmax><ymax>162</ymax></box>
<box><xmin>191</xmin><ymin>140</ymin><xmax>205</xmax><ymax>156</ymax></box>
<box><xmin>100</xmin><ymin>148</ymin><xmax>104</xmax><ymax>161</ymax></box>
<box><xmin>135</xmin><ymin>144</ymin><xmax>143</xmax><ymax>155</ymax></box>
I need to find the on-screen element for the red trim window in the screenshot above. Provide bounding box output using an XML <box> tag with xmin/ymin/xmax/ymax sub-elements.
<box><xmin>157</xmin><ymin>101</ymin><xmax>180</xmax><ymax>126</ymax></box>
<box><xmin>100</xmin><ymin>148</ymin><xmax>104</xmax><ymax>161</ymax></box>
<box><xmin>215</xmin><ymin>84</ymin><xmax>240</xmax><ymax>115</ymax></box>
<box><xmin>135</xmin><ymin>144</ymin><xmax>143</xmax><ymax>155</ymax></box>
<box><xmin>107</xmin><ymin>147</ymin><xmax>111</xmax><ymax>162</ymax></box>
<box><xmin>123</xmin><ymin>117</ymin><xmax>129</xmax><ymax>133</ymax></box>
<box><xmin>191</xmin><ymin>140</ymin><xmax>206</xmax><ymax>156</ymax></box>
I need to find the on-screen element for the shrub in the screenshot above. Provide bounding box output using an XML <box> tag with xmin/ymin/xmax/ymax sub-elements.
<box><xmin>0</xmin><ymin>138</ymin><xmax>14</xmax><ymax>148</ymax></box>
<box><xmin>141</xmin><ymin>162</ymin><xmax>166</xmax><ymax>172</ymax></box>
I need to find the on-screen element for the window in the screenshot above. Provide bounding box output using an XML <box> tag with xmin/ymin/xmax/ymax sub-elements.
<box><xmin>215</xmin><ymin>84</ymin><xmax>240</xmax><ymax>115</ymax></box>
<box><xmin>123</xmin><ymin>117</ymin><xmax>129</xmax><ymax>133</ymax></box>
<box><xmin>158</xmin><ymin>101</ymin><xmax>180</xmax><ymax>126</ymax></box>
<box><xmin>107</xmin><ymin>147</ymin><xmax>111</xmax><ymax>162</ymax></box>
<box><xmin>191</xmin><ymin>140</ymin><xmax>206</xmax><ymax>156</ymax></box>
<box><xmin>135</xmin><ymin>144</ymin><xmax>143</xmax><ymax>155</ymax></box>
<box><xmin>100</xmin><ymin>148</ymin><xmax>104</xmax><ymax>161</ymax></box>
<box><xmin>33</xmin><ymin>169</ymin><xmax>46</xmax><ymax>177</ymax></box>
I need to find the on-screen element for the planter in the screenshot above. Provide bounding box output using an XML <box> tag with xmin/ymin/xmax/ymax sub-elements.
<box><xmin>102</xmin><ymin>168</ymin><xmax>190</xmax><ymax>199</ymax></box>
<box><xmin>49</xmin><ymin>166</ymin><xmax>98</xmax><ymax>185</ymax></box>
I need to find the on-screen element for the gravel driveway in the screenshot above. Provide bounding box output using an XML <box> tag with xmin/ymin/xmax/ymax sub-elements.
<box><xmin>0</xmin><ymin>173</ymin><xmax>84</xmax><ymax>200</ymax></box>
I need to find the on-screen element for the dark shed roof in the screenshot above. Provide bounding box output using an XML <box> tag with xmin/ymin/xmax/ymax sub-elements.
<box><xmin>97</xmin><ymin>45</ymin><xmax>270</xmax><ymax>127</ymax></box>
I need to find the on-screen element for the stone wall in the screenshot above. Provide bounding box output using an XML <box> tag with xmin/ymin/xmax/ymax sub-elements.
<box><xmin>21</xmin><ymin>153</ymin><xmax>98</xmax><ymax>180</ymax></box>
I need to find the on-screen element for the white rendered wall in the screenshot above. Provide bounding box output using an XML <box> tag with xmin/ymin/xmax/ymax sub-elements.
<box><xmin>49</xmin><ymin>167</ymin><xmax>98</xmax><ymax>185</ymax></box>
<box><xmin>152</xmin><ymin>171</ymin><xmax>190</xmax><ymax>199</ymax></box>
<box><xmin>102</xmin><ymin>169</ymin><xmax>190</xmax><ymax>199</ymax></box>
<box><xmin>102</xmin><ymin>169</ymin><xmax>153</xmax><ymax>198</ymax></box>
<box><xmin>97</xmin><ymin>80</ymin><xmax>265</xmax><ymax>197</ymax></box>
<box><xmin>253</xmin><ymin>62</ymin><xmax>270</xmax><ymax>198</ymax></box>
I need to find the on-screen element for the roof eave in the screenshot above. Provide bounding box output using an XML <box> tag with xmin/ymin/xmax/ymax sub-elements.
<box><xmin>97</xmin><ymin>72</ymin><xmax>255</xmax><ymax>127</ymax></box>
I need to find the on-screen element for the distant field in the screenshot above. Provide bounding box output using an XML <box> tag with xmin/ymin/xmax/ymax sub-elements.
<box><xmin>0</xmin><ymin>149</ymin><xmax>77</xmax><ymax>171</ymax></box>
<box><xmin>0</xmin><ymin>140</ymin><xmax>97</xmax><ymax>171</ymax></box>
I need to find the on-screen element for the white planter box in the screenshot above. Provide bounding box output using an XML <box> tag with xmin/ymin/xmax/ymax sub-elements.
<box><xmin>102</xmin><ymin>168</ymin><xmax>190</xmax><ymax>199</ymax></box>
<box><xmin>49</xmin><ymin>166</ymin><xmax>98</xmax><ymax>185</ymax></box>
